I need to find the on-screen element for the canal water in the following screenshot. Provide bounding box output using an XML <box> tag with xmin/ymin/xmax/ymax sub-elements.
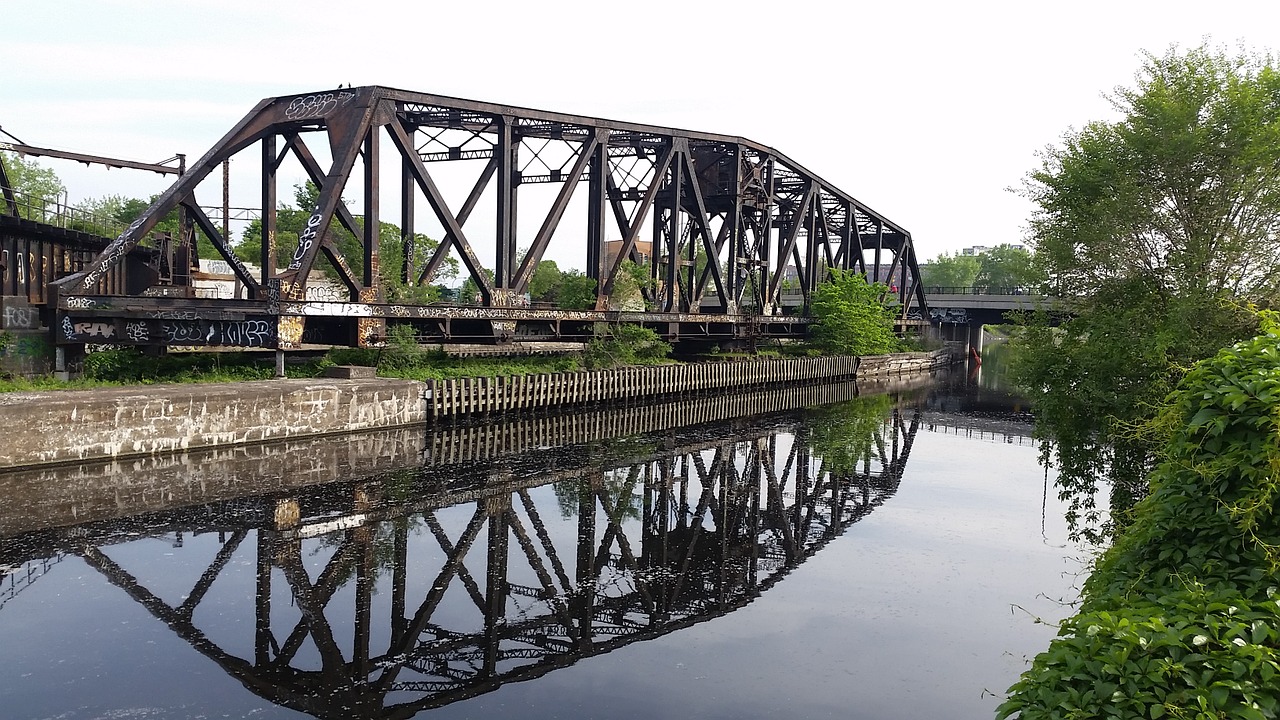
<box><xmin>0</xmin><ymin>359</ymin><xmax>1088</xmax><ymax>720</ymax></box>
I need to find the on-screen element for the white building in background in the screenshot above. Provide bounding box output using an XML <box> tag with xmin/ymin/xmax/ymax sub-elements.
<box><xmin>960</xmin><ymin>243</ymin><xmax>1024</xmax><ymax>256</ymax></box>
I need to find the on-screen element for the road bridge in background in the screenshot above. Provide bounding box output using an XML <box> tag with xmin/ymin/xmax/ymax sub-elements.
<box><xmin>0</xmin><ymin>86</ymin><xmax>930</xmax><ymax>363</ymax></box>
<box><xmin>922</xmin><ymin>286</ymin><xmax>1067</xmax><ymax>359</ymax></box>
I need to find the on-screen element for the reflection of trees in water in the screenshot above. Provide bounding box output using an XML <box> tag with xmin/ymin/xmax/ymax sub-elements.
<box><xmin>808</xmin><ymin>393</ymin><xmax>895</xmax><ymax>475</ymax></box>
<box><xmin>5</xmin><ymin>399</ymin><xmax>919</xmax><ymax>719</ymax></box>
<box><xmin>552</xmin><ymin>436</ymin><xmax>656</xmax><ymax>521</ymax></box>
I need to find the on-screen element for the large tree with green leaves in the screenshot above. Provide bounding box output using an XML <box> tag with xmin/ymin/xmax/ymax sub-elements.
<box><xmin>0</xmin><ymin>151</ymin><xmax>64</xmax><ymax>201</ymax></box>
<box><xmin>921</xmin><ymin>251</ymin><xmax>980</xmax><ymax>289</ymax></box>
<box><xmin>975</xmin><ymin>244</ymin><xmax>1037</xmax><ymax>289</ymax></box>
<box><xmin>1013</xmin><ymin>43</ymin><xmax>1280</xmax><ymax>539</ymax></box>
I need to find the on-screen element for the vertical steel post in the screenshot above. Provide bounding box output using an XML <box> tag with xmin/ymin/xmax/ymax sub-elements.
<box><xmin>586</xmin><ymin>135</ymin><xmax>608</xmax><ymax>289</ymax></box>
<box><xmin>726</xmin><ymin>146</ymin><xmax>743</xmax><ymax>309</ymax></box>
<box><xmin>400</xmin><ymin>155</ymin><xmax>415</xmax><ymax>284</ymax></box>
<box><xmin>495</xmin><ymin>116</ymin><xmax>517</xmax><ymax>291</ymax></box>
<box><xmin>873</xmin><ymin>222</ymin><xmax>884</xmax><ymax>283</ymax></box>
<box><xmin>664</xmin><ymin>155</ymin><xmax>681</xmax><ymax>312</ymax></box>
<box><xmin>261</xmin><ymin>137</ymin><xmax>277</xmax><ymax>286</ymax></box>
<box><xmin>362</xmin><ymin>128</ymin><xmax>380</xmax><ymax>292</ymax></box>
<box><xmin>221</xmin><ymin>159</ymin><xmax>230</xmax><ymax>246</ymax></box>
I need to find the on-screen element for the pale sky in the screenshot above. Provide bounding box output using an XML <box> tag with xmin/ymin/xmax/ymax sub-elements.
<box><xmin>4</xmin><ymin>0</ymin><xmax>1279</xmax><ymax>270</ymax></box>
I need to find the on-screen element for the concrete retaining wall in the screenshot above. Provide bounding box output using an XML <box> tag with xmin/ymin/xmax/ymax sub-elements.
<box><xmin>0</xmin><ymin>379</ymin><xmax>428</xmax><ymax>468</ymax></box>
<box><xmin>0</xmin><ymin>351</ymin><xmax>954</xmax><ymax>470</ymax></box>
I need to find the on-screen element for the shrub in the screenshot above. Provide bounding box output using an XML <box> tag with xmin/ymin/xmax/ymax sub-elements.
<box><xmin>583</xmin><ymin>324</ymin><xmax>671</xmax><ymax>369</ymax></box>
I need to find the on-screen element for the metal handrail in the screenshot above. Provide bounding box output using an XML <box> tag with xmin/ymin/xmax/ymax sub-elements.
<box><xmin>923</xmin><ymin>286</ymin><xmax>1035</xmax><ymax>296</ymax></box>
<box><xmin>0</xmin><ymin>184</ymin><xmax>127</xmax><ymax>237</ymax></box>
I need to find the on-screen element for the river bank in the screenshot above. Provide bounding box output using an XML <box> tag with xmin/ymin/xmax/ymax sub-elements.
<box><xmin>0</xmin><ymin>350</ymin><xmax>952</xmax><ymax>469</ymax></box>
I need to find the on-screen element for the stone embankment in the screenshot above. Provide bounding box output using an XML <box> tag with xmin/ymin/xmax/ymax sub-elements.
<box><xmin>0</xmin><ymin>350</ymin><xmax>952</xmax><ymax>470</ymax></box>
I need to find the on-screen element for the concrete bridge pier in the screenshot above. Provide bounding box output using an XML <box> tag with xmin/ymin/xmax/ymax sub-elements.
<box><xmin>934</xmin><ymin>321</ymin><xmax>985</xmax><ymax>362</ymax></box>
<box><xmin>967</xmin><ymin>323</ymin><xmax>985</xmax><ymax>362</ymax></box>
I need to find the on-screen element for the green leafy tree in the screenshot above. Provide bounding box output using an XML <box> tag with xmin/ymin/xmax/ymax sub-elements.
<box><xmin>608</xmin><ymin>259</ymin><xmax>652</xmax><ymax>310</ymax></box>
<box><xmin>234</xmin><ymin>182</ymin><xmax>455</xmax><ymax>300</ymax></box>
<box><xmin>809</xmin><ymin>268</ymin><xmax>900</xmax><ymax>356</ymax></box>
<box><xmin>1013</xmin><ymin>43</ymin><xmax>1280</xmax><ymax>539</ymax></box>
<box><xmin>459</xmin><ymin>267</ymin><xmax>495</xmax><ymax>304</ymax></box>
<box><xmin>975</xmin><ymin>245</ymin><xmax>1037</xmax><ymax>289</ymax></box>
<box><xmin>556</xmin><ymin>269</ymin><xmax>597</xmax><ymax>310</ymax></box>
<box><xmin>920</xmin><ymin>252</ymin><xmax>980</xmax><ymax>289</ymax></box>
<box><xmin>0</xmin><ymin>152</ymin><xmax>64</xmax><ymax>205</ymax></box>
<box><xmin>529</xmin><ymin>260</ymin><xmax>563</xmax><ymax>303</ymax></box>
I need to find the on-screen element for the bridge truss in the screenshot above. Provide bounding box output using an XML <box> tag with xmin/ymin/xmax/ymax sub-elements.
<box><xmin>40</xmin><ymin>86</ymin><xmax>925</xmax><ymax>350</ymax></box>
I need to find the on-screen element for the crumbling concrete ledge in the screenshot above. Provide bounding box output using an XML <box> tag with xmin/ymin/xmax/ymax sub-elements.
<box><xmin>0</xmin><ymin>379</ymin><xmax>429</xmax><ymax>469</ymax></box>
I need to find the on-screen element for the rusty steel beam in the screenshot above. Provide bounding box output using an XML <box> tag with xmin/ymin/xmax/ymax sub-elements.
<box><xmin>0</xmin><ymin>141</ymin><xmax>184</xmax><ymax>176</ymax></box>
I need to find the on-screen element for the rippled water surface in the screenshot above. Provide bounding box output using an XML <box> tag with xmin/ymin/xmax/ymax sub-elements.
<box><xmin>0</xmin><ymin>368</ymin><xmax>1086</xmax><ymax>719</ymax></box>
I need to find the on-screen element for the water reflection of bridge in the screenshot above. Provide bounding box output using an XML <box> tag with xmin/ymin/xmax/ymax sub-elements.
<box><xmin>1</xmin><ymin>390</ymin><xmax>920</xmax><ymax>718</ymax></box>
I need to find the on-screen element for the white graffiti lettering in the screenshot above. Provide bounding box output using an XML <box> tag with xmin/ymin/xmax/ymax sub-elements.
<box><xmin>2</xmin><ymin>306</ymin><xmax>37</xmax><ymax>330</ymax></box>
<box><xmin>161</xmin><ymin>320</ymin><xmax>274</xmax><ymax>347</ymax></box>
<box><xmin>283</xmin><ymin>91</ymin><xmax>357</xmax><ymax>120</ymax></box>
<box><xmin>125</xmin><ymin>321</ymin><xmax>149</xmax><ymax>342</ymax></box>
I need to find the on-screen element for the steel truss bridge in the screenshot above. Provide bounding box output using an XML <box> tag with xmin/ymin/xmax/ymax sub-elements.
<box><xmin>1</xmin><ymin>402</ymin><xmax>920</xmax><ymax>717</ymax></box>
<box><xmin>2</xmin><ymin>86</ymin><xmax>926</xmax><ymax>352</ymax></box>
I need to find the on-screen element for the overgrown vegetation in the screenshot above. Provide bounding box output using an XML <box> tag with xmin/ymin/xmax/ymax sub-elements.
<box><xmin>808</xmin><ymin>268</ymin><xmax>903</xmax><ymax>356</ymax></box>
<box><xmin>807</xmin><ymin>393</ymin><xmax>895</xmax><ymax>474</ymax></box>
<box><xmin>582</xmin><ymin>324</ymin><xmax>672</xmax><ymax>369</ymax></box>
<box><xmin>324</xmin><ymin>325</ymin><xmax>579</xmax><ymax>380</ymax></box>
<box><xmin>998</xmin><ymin>313</ymin><xmax>1280</xmax><ymax>719</ymax></box>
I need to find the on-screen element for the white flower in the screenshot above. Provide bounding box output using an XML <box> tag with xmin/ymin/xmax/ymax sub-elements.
<box><xmin>1193</xmin><ymin>634</ymin><xmax>1209</xmax><ymax>646</ymax></box>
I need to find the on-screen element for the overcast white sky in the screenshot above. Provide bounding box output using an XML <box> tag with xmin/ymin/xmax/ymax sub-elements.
<box><xmin>4</xmin><ymin>0</ymin><xmax>1279</xmax><ymax>269</ymax></box>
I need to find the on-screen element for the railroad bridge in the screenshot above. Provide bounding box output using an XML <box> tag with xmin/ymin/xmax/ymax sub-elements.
<box><xmin>0</xmin><ymin>86</ymin><xmax>926</xmax><ymax>365</ymax></box>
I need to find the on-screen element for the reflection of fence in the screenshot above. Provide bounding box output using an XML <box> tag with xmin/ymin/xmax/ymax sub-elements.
<box><xmin>923</xmin><ymin>412</ymin><xmax>1035</xmax><ymax>445</ymax></box>
<box><xmin>0</xmin><ymin>553</ymin><xmax>65</xmax><ymax>612</ymax></box>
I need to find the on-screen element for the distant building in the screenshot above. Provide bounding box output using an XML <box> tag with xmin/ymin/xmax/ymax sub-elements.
<box><xmin>960</xmin><ymin>243</ymin><xmax>1024</xmax><ymax>256</ymax></box>
<box><xmin>602</xmin><ymin>240</ymin><xmax>653</xmax><ymax>271</ymax></box>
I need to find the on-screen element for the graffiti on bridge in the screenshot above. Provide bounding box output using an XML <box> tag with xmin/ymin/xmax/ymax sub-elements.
<box><xmin>60</xmin><ymin>317</ymin><xmax>277</xmax><ymax>347</ymax></box>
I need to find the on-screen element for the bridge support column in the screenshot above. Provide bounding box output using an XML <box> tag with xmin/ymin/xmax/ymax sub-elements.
<box><xmin>967</xmin><ymin>323</ymin><xmax>985</xmax><ymax>362</ymax></box>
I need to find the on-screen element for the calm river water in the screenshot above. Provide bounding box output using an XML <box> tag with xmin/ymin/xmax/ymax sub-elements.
<box><xmin>0</xmin><ymin>360</ymin><xmax>1087</xmax><ymax>719</ymax></box>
